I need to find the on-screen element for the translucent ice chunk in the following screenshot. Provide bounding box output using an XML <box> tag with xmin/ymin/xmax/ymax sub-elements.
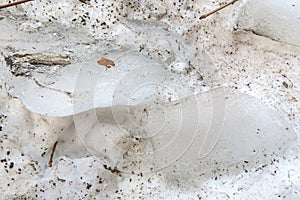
<box><xmin>74</xmin><ymin>88</ymin><xmax>296</xmax><ymax>173</ymax></box>
<box><xmin>237</xmin><ymin>0</ymin><xmax>300</xmax><ymax>46</ymax></box>
<box><xmin>1</xmin><ymin>20</ymin><xmax>217</xmax><ymax>116</ymax></box>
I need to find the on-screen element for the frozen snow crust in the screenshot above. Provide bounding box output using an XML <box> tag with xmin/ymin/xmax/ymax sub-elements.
<box><xmin>0</xmin><ymin>0</ymin><xmax>300</xmax><ymax>199</ymax></box>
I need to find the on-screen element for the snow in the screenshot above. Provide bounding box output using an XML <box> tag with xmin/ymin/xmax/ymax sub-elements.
<box><xmin>0</xmin><ymin>0</ymin><xmax>300</xmax><ymax>199</ymax></box>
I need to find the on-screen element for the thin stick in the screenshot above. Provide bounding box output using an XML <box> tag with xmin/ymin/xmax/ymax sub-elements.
<box><xmin>0</xmin><ymin>0</ymin><xmax>33</xmax><ymax>9</ymax></box>
<box><xmin>200</xmin><ymin>0</ymin><xmax>239</xmax><ymax>19</ymax></box>
<box><xmin>48</xmin><ymin>141</ymin><xmax>58</xmax><ymax>167</ymax></box>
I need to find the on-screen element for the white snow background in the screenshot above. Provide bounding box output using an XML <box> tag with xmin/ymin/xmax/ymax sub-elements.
<box><xmin>0</xmin><ymin>0</ymin><xmax>299</xmax><ymax>199</ymax></box>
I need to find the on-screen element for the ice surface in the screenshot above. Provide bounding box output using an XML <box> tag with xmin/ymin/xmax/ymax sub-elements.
<box><xmin>1</xmin><ymin>18</ymin><xmax>217</xmax><ymax>116</ymax></box>
<box><xmin>1</xmin><ymin>0</ymin><xmax>299</xmax><ymax>198</ymax></box>
<box><xmin>237</xmin><ymin>0</ymin><xmax>300</xmax><ymax>46</ymax></box>
<box><xmin>74</xmin><ymin>88</ymin><xmax>296</xmax><ymax>174</ymax></box>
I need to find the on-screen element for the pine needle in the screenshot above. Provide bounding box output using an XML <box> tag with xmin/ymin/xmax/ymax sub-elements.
<box><xmin>200</xmin><ymin>0</ymin><xmax>239</xmax><ymax>20</ymax></box>
<box><xmin>0</xmin><ymin>0</ymin><xmax>34</xmax><ymax>10</ymax></box>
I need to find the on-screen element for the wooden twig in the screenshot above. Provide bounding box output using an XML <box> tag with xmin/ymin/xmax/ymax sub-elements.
<box><xmin>48</xmin><ymin>141</ymin><xmax>58</xmax><ymax>167</ymax></box>
<box><xmin>0</xmin><ymin>0</ymin><xmax>33</xmax><ymax>10</ymax></box>
<box><xmin>200</xmin><ymin>0</ymin><xmax>239</xmax><ymax>20</ymax></box>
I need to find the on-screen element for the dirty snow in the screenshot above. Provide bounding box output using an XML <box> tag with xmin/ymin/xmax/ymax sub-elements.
<box><xmin>0</xmin><ymin>0</ymin><xmax>300</xmax><ymax>199</ymax></box>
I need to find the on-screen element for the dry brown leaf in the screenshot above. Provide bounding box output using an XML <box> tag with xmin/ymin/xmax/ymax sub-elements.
<box><xmin>97</xmin><ymin>57</ymin><xmax>115</xmax><ymax>69</ymax></box>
